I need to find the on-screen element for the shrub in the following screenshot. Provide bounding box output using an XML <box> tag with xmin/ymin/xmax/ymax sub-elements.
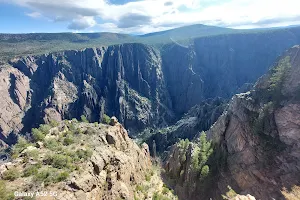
<box><xmin>136</xmin><ymin>184</ymin><xmax>146</xmax><ymax>193</ymax></box>
<box><xmin>0</xmin><ymin>180</ymin><xmax>14</xmax><ymax>200</ymax></box>
<box><xmin>34</xmin><ymin>168</ymin><xmax>70</xmax><ymax>186</ymax></box>
<box><xmin>25</xmin><ymin>149</ymin><xmax>39</xmax><ymax>160</ymax></box>
<box><xmin>51</xmin><ymin>154</ymin><xmax>73</xmax><ymax>169</ymax></box>
<box><xmin>145</xmin><ymin>173</ymin><xmax>151</xmax><ymax>182</ymax></box>
<box><xmin>74</xmin><ymin>128</ymin><xmax>83</xmax><ymax>135</ymax></box>
<box><xmin>84</xmin><ymin>127</ymin><xmax>96</xmax><ymax>135</ymax></box>
<box><xmin>222</xmin><ymin>186</ymin><xmax>237</xmax><ymax>199</ymax></box>
<box><xmin>178</xmin><ymin>139</ymin><xmax>190</xmax><ymax>150</ymax></box>
<box><xmin>200</xmin><ymin>165</ymin><xmax>209</xmax><ymax>178</ymax></box>
<box><xmin>76</xmin><ymin>149</ymin><xmax>93</xmax><ymax>160</ymax></box>
<box><xmin>12</xmin><ymin>137</ymin><xmax>30</xmax><ymax>157</ymax></box>
<box><xmin>56</xmin><ymin>171</ymin><xmax>69</xmax><ymax>182</ymax></box>
<box><xmin>191</xmin><ymin>132</ymin><xmax>213</xmax><ymax>176</ymax></box>
<box><xmin>44</xmin><ymin>138</ymin><xmax>61</xmax><ymax>151</ymax></box>
<box><xmin>102</xmin><ymin>114</ymin><xmax>111</xmax><ymax>124</ymax></box>
<box><xmin>80</xmin><ymin>115</ymin><xmax>88</xmax><ymax>123</ymax></box>
<box><xmin>50</xmin><ymin>120</ymin><xmax>59</xmax><ymax>127</ymax></box>
<box><xmin>63</xmin><ymin>134</ymin><xmax>74</xmax><ymax>145</ymax></box>
<box><xmin>34</xmin><ymin>168</ymin><xmax>55</xmax><ymax>186</ymax></box>
<box><xmin>23</xmin><ymin>165</ymin><xmax>40</xmax><ymax>177</ymax></box>
<box><xmin>2</xmin><ymin>167</ymin><xmax>20</xmax><ymax>181</ymax></box>
<box><xmin>153</xmin><ymin>192</ymin><xmax>170</xmax><ymax>200</ymax></box>
<box><xmin>32</xmin><ymin>128</ymin><xmax>45</xmax><ymax>142</ymax></box>
<box><xmin>39</xmin><ymin>124</ymin><xmax>51</xmax><ymax>135</ymax></box>
<box><xmin>68</xmin><ymin>123</ymin><xmax>76</xmax><ymax>132</ymax></box>
<box><xmin>162</xmin><ymin>186</ymin><xmax>170</xmax><ymax>194</ymax></box>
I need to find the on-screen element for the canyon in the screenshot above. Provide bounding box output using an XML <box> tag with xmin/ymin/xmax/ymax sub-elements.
<box><xmin>1</xmin><ymin>25</ymin><xmax>300</xmax><ymax>199</ymax></box>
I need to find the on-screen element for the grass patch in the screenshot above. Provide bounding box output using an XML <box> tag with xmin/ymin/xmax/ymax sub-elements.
<box><xmin>2</xmin><ymin>167</ymin><xmax>20</xmax><ymax>181</ymax></box>
<box><xmin>23</xmin><ymin>164</ymin><xmax>41</xmax><ymax>177</ymax></box>
<box><xmin>0</xmin><ymin>180</ymin><xmax>14</xmax><ymax>200</ymax></box>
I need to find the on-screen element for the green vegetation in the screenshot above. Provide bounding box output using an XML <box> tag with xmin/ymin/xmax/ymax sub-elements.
<box><xmin>80</xmin><ymin>115</ymin><xmax>89</xmax><ymax>123</ymax></box>
<box><xmin>269</xmin><ymin>56</ymin><xmax>291</xmax><ymax>94</ymax></box>
<box><xmin>34</xmin><ymin>167</ymin><xmax>69</xmax><ymax>186</ymax></box>
<box><xmin>0</xmin><ymin>180</ymin><xmax>14</xmax><ymax>200</ymax></box>
<box><xmin>153</xmin><ymin>192</ymin><xmax>171</xmax><ymax>200</ymax></box>
<box><xmin>11</xmin><ymin>136</ymin><xmax>31</xmax><ymax>158</ymax></box>
<box><xmin>191</xmin><ymin>132</ymin><xmax>213</xmax><ymax>177</ymax></box>
<box><xmin>8</xmin><ymin>120</ymin><xmax>96</xmax><ymax>188</ymax></box>
<box><xmin>44</xmin><ymin>138</ymin><xmax>61</xmax><ymax>151</ymax></box>
<box><xmin>31</xmin><ymin>124</ymin><xmax>52</xmax><ymax>142</ymax></box>
<box><xmin>135</xmin><ymin>184</ymin><xmax>147</xmax><ymax>193</ymax></box>
<box><xmin>51</xmin><ymin>154</ymin><xmax>73</xmax><ymax>169</ymax></box>
<box><xmin>63</xmin><ymin>134</ymin><xmax>75</xmax><ymax>145</ymax></box>
<box><xmin>258</xmin><ymin>56</ymin><xmax>292</xmax><ymax>105</ymax></box>
<box><xmin>2</xmin><ymin>167</ymin><xmax>20</xmax><ymax>181</ymax></box>
<box><xmin>76</xmin><ymin>149</ymin><xmax>93</xmax><ymax>160</ymax></box>
<box><xmin>23</xmin><ymin>164</ymin><xmax>41</xmax><ymax>177</ymax></box>
<box><xmin>102</xmin><ymin>114</ymin><xmax>111</xmax><ymax>124</ymax></box>
<box><xmin>50</xmin><ymin>120</ymin><xmax>59</xmax><ymax>127</ymax></box>
<box><xmin>178</xmin><ymin>139</ymin><xmax>190</xmax><ymax>150</ymax></box>
<box><xmin>177</xmin><ymin>139</ymin><xmax>190</xmax><ymax>162</ymax></box>
<box><xmin>222</xmin><ymin>186</ymin><xmax>238</xmax><ymax>199</ymax></box>
<box><xmin>32</xmin><ymin>128</ymin><xmax>45</xmax><ymax>142</ymax></box>
<box><xmin>145</xmin><ymin>173</ymin><xmax>151</xmax><ymax>182</ymax></box>
<box><xmin>85</xmin><ymin>127</ymin><xmax>96</xmax><ymax>135</ymax></box>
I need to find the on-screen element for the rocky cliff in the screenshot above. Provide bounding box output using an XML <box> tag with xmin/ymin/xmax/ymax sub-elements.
<box><xmin>1</xmin><ymin>29</ymin><xmax>300</xmax><ymax>146</ymax></box>
<box><xmin>0</xmin><ymin>119</ymin><xmax>177</xmax><ymax>200</ymax></box>
<box><xmin>164</xmin><ymin>45</ymin><xmax>300</xmax><ymax>199</ymax></box>
<box><xmin>0</xmin><ymin>44</ymin><xmax>175</xmax><ymax>146</ymax></box>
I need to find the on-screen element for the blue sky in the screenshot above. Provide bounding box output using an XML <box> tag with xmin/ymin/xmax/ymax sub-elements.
<box><xmin>0</xmin><ymin>0</ymin><xmax>300</xmax><ymax>34</ymax></box>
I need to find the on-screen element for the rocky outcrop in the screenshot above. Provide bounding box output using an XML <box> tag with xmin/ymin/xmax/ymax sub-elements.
<box><xmin>0</xmin><ymin>65</ymin><xmax>31</xmax><ymax>146</ymax></box>
<box><xmin>165</xmin><ymin>45</ymin><xmax>300</xmax><ymax>200</ymax></box>
<box><xmin>0</xmin><ymin>120</ymin><xmax>152</xmax><ymax>200</ymax></box>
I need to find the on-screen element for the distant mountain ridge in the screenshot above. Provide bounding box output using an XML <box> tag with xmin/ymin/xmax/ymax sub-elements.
<box><xmin>1</xmin><ymin>24</ymin><xmax>300</xmax><ymax>58</ymax></box>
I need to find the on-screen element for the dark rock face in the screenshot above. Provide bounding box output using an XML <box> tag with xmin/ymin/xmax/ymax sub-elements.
<box><xmin>146</xmin><ymin>97</ymin><xmax>226</xmax><ymax>156</ymax></box>
<box><xmin>162</xmin><ymin>30</ymin><xmax>300</xmax><ymax>114</ymax></box>
<box><xmin>1</xmin><ymin>29</ymin><xmax>300</xmax><ymax>145</ymax></box>
<box><xmin>3</xmin><ymin>44</ymin><xmax>174</xmax><ymax>138</ymax></box>
<box><xmin>164</xmin><ymin>46</ymin><xmax>300</xmax><ymax>200</ymax></box>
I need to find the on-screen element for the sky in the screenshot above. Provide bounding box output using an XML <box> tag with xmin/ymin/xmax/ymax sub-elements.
<box><xmin>0</xmin><ymin>0</ymin><xmax>300</xmax><ymax>34</ymax></box>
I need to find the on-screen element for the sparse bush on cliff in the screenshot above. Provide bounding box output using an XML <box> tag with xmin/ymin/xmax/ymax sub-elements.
<box><xmin>63</xmin><ymin>134</ymin><xmax>75</xmax><ymax>145</ymax></box>
<box><xmin>222</xmin><ymin>186</ymin><xmax>238</xmax><ymax>199</ymax></box>
<box><xmin>191</xmin><ymin>132</ymin><xmax>213</xmax><ymax>176</ymax></box>
<box><xmin>34</xmin><ymin>167</ymin><xmax>69</xmax><ymax>186</ymax></box>
<box><xmin>32</xmin><ymin>128</ymin><xmax>46</xmax><ymax>142</ymax></box>
<box><xmin>38</xmin><ymin>124</ymin><xmax>51</xmax><ymax>135</ymax></box>
<box><xmin>102</xmin><ymin>114</ymin><xmax>111</xmax><ymax>124</ymax></box>
<box><xmin>44</xmin><ymin>138</ymin><xmax>61</xmax><ymax>151</ymax></box>
<box><xmin>23</xmin><ymin>164</ymin><xmax>40</xmax><ymax>177</ymax></box>
<box><xmin>0</xmin><ymin>180</ymin><xmax>14</xmax><ymax>200</ymax></box>
<box><xmin>11</xmin><ymin>136</ymin><xmax>30</xmax><ymax>157</ymax></box>
<box><xmin>50</xmin><ymin>120</ymin><xmax>59</xmax><ymax>127</ymax></box>
<box><xmin>2</xmin><ymin>167</ymin><xmax>20</xmax><ymax>181</ymax></box>
<box><xmin>80</xmin><ymin>115</ymin><xmax>88</xmax><ymax>123</ymax></box>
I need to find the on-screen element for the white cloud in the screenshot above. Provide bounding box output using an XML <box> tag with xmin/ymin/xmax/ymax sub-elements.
<box><xmin>4</xmin><ymin>0</ymin><xmax>300</xmax><ymax>32</ymax></box>
<box><xmin>68</xmin><ymin>16</ymin><xmax>96</xmax><ymax>30</ymax></box>
<box><xmin>26</xmin><ymin>11</ymin><xmax>42</xmax><ymax>18</ymax></box>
